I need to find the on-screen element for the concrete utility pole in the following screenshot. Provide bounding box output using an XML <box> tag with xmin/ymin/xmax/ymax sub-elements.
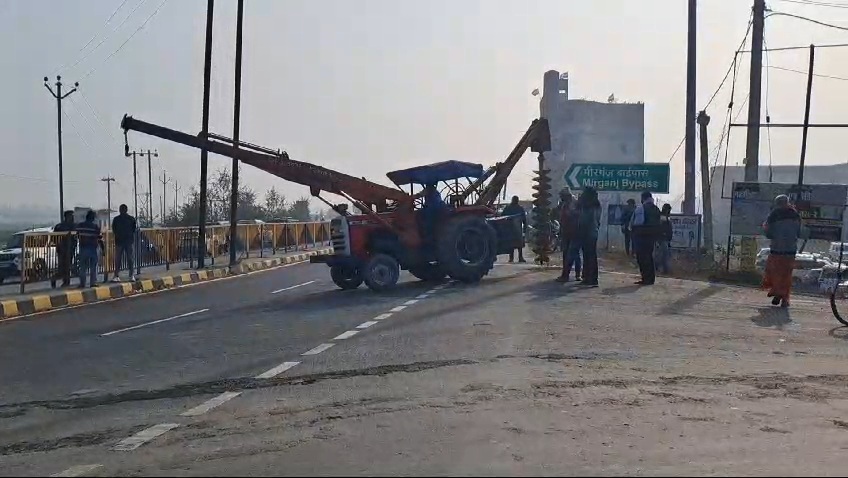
<box><xmin>696</xmin><ymin>111</ymin><xmax>714</xmax><ymax>259</ymax></box>
<box><xmin>173</xmin><ymin>181</ymin><xmax>181</xmax><ymax>216</ymax></box>
<box><xmin>744</xmin><ymin>0</ymin><xmax>767</xmax><ymax>182</ymax></box>
<box><xmin>125</xmin><ymin>149</ymin><xmax>143</xmax><ymax>275</ymax></box>
<box><xmin>159</xmin><ymin>171</ymin><xmax>171</xmax><ymax>222</ymax></box>
<box><xmin>198</xmin><ymin>0</ymin><xmax>215</xmax><ymax>268</ymax></box>
<box><xmin>683</xmin><ymin>0</ymin><xmax>698</xmax><ymax>214</ymax></box>
<box><xmin>138</xmin><ymin>149</ymin><xmax>158</xmax><ymax>225</ymax></box>
<box><xmin>100</xmin><ymin>176</ymin><xmax>115</xmax><ymax>225</ymax></box>
<box><xmin>43</xmin><ymin>76</ymin><xmax>79</xmax><ymax>220</ymax></box>
<box><xmin>798</xmin><ymin>44</ymin><xmax>815</xmax><ymax>187</ymax></box>
<box><xmin>230</xmin><ymin>0</ymin><xmax>245</xmax><ymax>267</ymax></box>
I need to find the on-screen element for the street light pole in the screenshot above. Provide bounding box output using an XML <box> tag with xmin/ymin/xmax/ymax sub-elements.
<box><xmin>126</xmin><ymin>149</ymin><xmax>142</xmax><ymax>275</ymax></box>
<box><xmin>43</xmin><ymin>75</ymin><xmax>79</xmax><ymax>220</ymax></box>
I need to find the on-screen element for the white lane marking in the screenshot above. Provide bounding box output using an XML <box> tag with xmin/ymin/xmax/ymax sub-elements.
<box><xmin>271</xmin><ymin>280</ymin><xmax>316</xmax><ymax>294</ymax></box>
<box><xmin>373</xmin><ymin>313</ymin><xmax>393</xmax><ymax>321</ymax></box>
<box><xmin>101</xmin><ymin>309</ymin><xmax>210</xmax><ymax>337</ymax></box>
<box><xmin>51</xmin><ymin>464</ymin><xmax>103</xmax><ymax>477</ymax></box>
<box><xmin>180</xmin><ymin>391</ymin><xmax>241</xmax><ymax>417</ymax></box>
<box><xmin>403</xmin><ymin>299</ymin><xmax>419</xmax><ymax>306</ymax></box>
<box><xmin>113</xmin><ymin>423</ymin><xmax>179</xmax><ymax>451</ymax></box>
<box><xmin>333</xmin><ymin>330</ymin><xmax>359</xmax><ymax>340</ymax></box>
<box><xmin>255</xmin><ymin>361</ymin><xmax>300</xmax><ymax>379</ymax></box>
<box><xmin>302</xmin><ymin>343</ymin><xmax>335</xmax><ymax>356</ymax></box>
<box><xmin>416</xmin><ymin>293</ymin><xmax>430</xmax><ymax>299</ymax></box>
<box><xmin>390</xmin><ymin>305</ymin><xmax>407</xmax><ymax>312</ymax></box>
<box><xmin>356</xmin><ymin>321</ymin><xmax>378</xmax><ymax>329</ymax></box>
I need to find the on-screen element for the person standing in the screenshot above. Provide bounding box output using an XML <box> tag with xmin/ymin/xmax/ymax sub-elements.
<box><xmin>621</xmin><ymin>199</ymin><xmax>636</xmax><ymax>257</ymax></box>
<box><xmin>111</xmin><ymin>204</ymin><xmax>137</xmax><ymax>282</ymax></box>
<box><xmin>631</xmin><ymin>190</ymin><xmax>661</xmax><ymax>285</ymax></box>
<box><xmin>50</xmin><ymin>210</ymin><xmax>77</xmax><ymax>288</ymax></box>
<box><xmin>556</xmin><ymin>191</ymin><xmax>582</xmax><ymax>282</ymax></box>
<box><xmin>501</xmin><ymin>195</ymin><xmax>527</xmax><ymax>263</ymax></box>
<box><xmin>762</xmin><ymin>194</ymin><xmax>805</xmax><ymax>307</ymax></box>
<box><xmin>76</xmin><ymin>210</ymin><xmax>104</xmax><ymax>288</ymax></box>
<box><xmin>576</xmin><ymin>186</ymin><xmax>602</xmax><ymax>287</ymax></box>
<box><xmin>655</xmin><ymin>203</ymin><xmax>673</xmax><ymax>274</ymax></box>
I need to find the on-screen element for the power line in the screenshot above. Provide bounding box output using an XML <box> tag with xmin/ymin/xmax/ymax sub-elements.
<box><xmin>665</xmin><ymin>16</ymin><xmax>753</xmax><ymax>165</ymax></box>
<box><xmin>741</xmin><ymin>42</ymin><xmax>848</xmax><ymax>52</ymax></box>
<box><xmin>773</xmin><ymin>0</ymin><xmax>848</xmax><ymax>9</ymax></box>
<box><xmin>78</xmin><ymin>89</ymin><xmax>122</xmax><ymax>145</ymax></box>
<box><xmin>768</xmin><ymin>64</ymin><xmax>848</xmax><ymax>80</ymax></box>
<box><xmin>81</xmin><ymin>0</ymin><xmax>171</xmax><ymax>81</ymax></box>
<box><xmin>50</xmin><ymin>0</ymin><xmax>133</xmax><ymax>75</ymax></box>
<box><xmin>61</xmin><ymin>0</ymin><xmax>150</xmax><ymax>75</ymax></box>
<box><xmin>767</xmin><ymin>10</ymin><xmax>848</xmax><ymax>32</ymax></box>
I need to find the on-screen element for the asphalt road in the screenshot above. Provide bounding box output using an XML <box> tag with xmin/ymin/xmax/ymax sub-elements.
<box><xmin>2</xmin><ymin>258</ymin><xmax>848</xmax><ymax>476</ymax></box>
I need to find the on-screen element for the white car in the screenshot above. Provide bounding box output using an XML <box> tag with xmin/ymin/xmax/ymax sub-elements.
<box><xmin>0</xmin><ymin>227</ymin><xmax>76</xmax><ymax>284</ymax></box>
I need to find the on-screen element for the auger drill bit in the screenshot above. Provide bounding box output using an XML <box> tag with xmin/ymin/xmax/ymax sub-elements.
<box><xmin>531</xmin><ymin>152</ymin><xmax>553</xmax><ymax>265</ymax></box>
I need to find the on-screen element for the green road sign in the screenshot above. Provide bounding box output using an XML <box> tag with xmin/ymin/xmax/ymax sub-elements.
<box><xmin>564</xmin><ymin>163</ymin><xmax>670</xmax><ymax>193</ymax></box>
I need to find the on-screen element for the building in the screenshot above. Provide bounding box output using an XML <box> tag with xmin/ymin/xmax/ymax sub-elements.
<box><xmin>709</xmin><ymin>164</ymin><xmax>848</xmax><ymax>247</ymax></box>
<box><xmin>539</xmin><ymin>70</ymin><xmax>646</xmax><ymax>248</ymax></box>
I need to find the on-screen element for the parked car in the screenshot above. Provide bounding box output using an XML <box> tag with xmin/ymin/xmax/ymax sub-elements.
<box><xmin>0</xmin><ymin>227</ymin><xmax>78</xmax><ymax>284</ymax></box>
<box><xmin>819</xmin><ymin>264</ymin><xmax>848</xmax><ymax>298</ymax></box>
<box><xmin>755</xmin><ymin>248</ymin><xmax>832</xmax><ymax>285</ymax></box>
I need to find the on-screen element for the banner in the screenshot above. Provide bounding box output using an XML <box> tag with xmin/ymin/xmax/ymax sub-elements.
<box><xmin>669</xmin><ymin>214</ymin><xmax>701</xmax><ymax>250</ymax></box>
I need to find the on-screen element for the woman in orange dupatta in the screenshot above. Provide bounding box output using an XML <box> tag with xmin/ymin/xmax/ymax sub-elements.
<box><xmin>761</xmin><ymin>195</ymin><xmax>803</xmax><ymax>308</ymax></box>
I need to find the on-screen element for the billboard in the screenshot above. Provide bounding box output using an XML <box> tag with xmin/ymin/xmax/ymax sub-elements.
<box><xmin>669</xmin><ymin>214</ymin><xmax>701</xmax><ymax>250</ymax></box>
<box><xmin>730</xmin><ymin>182</ymin><xmax>847</xmax><ymax>241</ymax></box>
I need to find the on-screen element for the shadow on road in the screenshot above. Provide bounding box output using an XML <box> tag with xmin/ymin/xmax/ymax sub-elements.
<box><xmin>828</xmin><ymin>326</ymin><xmax>848</xmax><ymax>340</ymax></box>
<box><xmin>750</xmin><ymin>307</ymin><xmax>793</xmax><ymax>329</ymax></box>
<box><xmin>657</xmin><ymin>285</ymin><xmax>724</xmax><ymax>316</ymax></box>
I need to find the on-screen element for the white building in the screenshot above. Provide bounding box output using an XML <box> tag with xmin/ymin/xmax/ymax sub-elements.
<box><xmin>539</xmin><ymin>70</ymin><xmax>646</xmax><ymax>248</ymax></box>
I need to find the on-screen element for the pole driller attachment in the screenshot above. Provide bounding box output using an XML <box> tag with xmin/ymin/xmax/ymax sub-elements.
<box><xmin>531</xmin><ymin>152</ymin><xmax>553</xmax><ymax>265</ymax></box>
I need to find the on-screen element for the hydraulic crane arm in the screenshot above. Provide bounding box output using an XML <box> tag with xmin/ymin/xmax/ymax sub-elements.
<box><xmin>465</xmin><ymin>118</ymin><xmax>551</xmax><ymax>207</ymax></box>
<box><xmin>120</xmin><ymin>115</ymin><xmax>411</xmax><ymax>208</ymax></box>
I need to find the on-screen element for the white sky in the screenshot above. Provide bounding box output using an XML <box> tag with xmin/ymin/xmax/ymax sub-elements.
<box><xmin>4</xmin><ymin>0</ymin><xmax>848</xmax><ymax>216</ymax></box>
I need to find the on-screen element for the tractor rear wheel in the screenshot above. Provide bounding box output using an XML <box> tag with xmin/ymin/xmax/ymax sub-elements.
<box><xmin>408</xmin><ymin>263</ymin><xmax>446</xmax><ymax>282</ymax></box>
<box><xmin>436</xmin><ymin>215</ymin><xmax>497</xmax><ymax>283</ymax></box>
<box><xmin>330</xmin><ymin>264</ymin><xmax>363</xmax><ymax>290</ymax></box>
<box><xmin>362</xmin><ymin>253</ymin><xmax>400</xmax><ymax>292</ymax></box>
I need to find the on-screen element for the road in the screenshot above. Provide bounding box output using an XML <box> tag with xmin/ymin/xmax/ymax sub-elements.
<box><xmin>1</xmin><ymin>259</ymin><xmax>848</xmax><ymax>476</ymax></box>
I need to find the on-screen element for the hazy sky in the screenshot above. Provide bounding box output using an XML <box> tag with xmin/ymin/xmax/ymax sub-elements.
<box><xmin>4</xmin><ymin>0</ymin><xmax>848</xmax><ymax>217</ymax></box>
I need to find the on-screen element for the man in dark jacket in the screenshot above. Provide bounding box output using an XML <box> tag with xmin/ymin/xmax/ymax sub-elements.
<box><xmin>51</xmin><ymin>210</ymin><xmax>77</xmax><ymax>288</ymax></box>
<box><xmin>621</xmin><ymin>199</ymin><xmax>636</xmax><ymax>257</ymax></box>
<box><xmin>501</xmin><ymin>195</ymin><xmax>527</xmax><ymax>263</ymax></box>
<box><xmin>111</xmin><ymin>204</ymin><xmax>137</xmax><ymax>282</ymax></box>
<box><xmin>76</xmin><ymin>210</ymin><xmax>105</xmax><ymax>288</ymax></box>
<box><xmin>655</xmin><ymin>203</ymin><xmax>673</xmax><ymax>274</ymax></box>
<box><xmin>556</xmin><ymin>191</ymin><xmax>581</xmax><ymax>282</ymax></box>
<box><xmin>631</xmin><ymin>190</ymin><xmax>661</xmax><ymax>285</ymax></box>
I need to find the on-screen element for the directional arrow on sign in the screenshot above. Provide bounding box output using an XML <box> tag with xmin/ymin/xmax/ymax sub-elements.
<box><xmin>566</xmin><ymin>165</ymin><xmax>582</xmax><ymax>190</ymax></box>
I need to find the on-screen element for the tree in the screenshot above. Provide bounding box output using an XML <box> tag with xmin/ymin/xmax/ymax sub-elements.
<box><xmin>287</xmin><ymin>197</ymin><xmax>312</xmax><ymax>221</ymax></box>
<box><xmin>263</xmin><ymin>187</ymin><xmax>288</xmax><ymax>220</ymax></box>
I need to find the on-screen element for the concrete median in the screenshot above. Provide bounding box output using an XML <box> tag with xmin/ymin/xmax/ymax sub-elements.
<box><xmin>0</xmin><ymin>248</ymin><xmax>331</xmax><ymax>320</ymax></box>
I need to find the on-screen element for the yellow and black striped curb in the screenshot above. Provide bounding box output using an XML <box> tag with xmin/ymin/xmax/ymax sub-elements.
<box><xmin>230</xmin><ymin>249</ymin><xmax>331</xmax><ymax>274</ymax></box>
<box><xmin>0</xmin><ymin>248</ymin><xmax>331</xmax><ymax>320</ymax></box>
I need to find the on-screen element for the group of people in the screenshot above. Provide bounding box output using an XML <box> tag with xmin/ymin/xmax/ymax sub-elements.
<box><xmin>51</xmin><ymin>204</ymin><xmax>138</xmax><ymax>289</ymax></box>
<box><xmin>553</xmin><ymin>188</ymin><xmax>671</xmax><ymax>287</ymax></box>
<box><xmin>554</xmin><ymin>186</ymin><xmax>602</xmax><ymax>287</ymax></box>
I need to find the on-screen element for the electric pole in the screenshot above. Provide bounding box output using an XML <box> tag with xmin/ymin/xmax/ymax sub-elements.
<box><xmin>744</xmin><ymin>0</ymin><xmax>767</xmax><ymax>182</ymax></box>
<box><xmin>43</xmin><ymin>76</ymin><xmax>79</xmax><ymax>220</ymax></box>
<box><xmin>230</xmin><ymin>0</ymin><xmax>245</xmax><ymax>267</ymax></box>
<box><xmin>696</xmin><ymin>111</ymin><xmax>714</xmax><ymax>259</ymax></box>
<box><xmin>198</xmin><ymin>0</ymin><xmax>215</xmax><ymax>268</ymax></box>
<box><xmin>173</xmin><ymin>181</ymin><xmax>181</xmax><ymax>217</ymax></box>
<box><xmin>124</xmin><ymin>149</ymin><xmax>142</xmax><ymax>275</ymax></box>
<box><xmin>682</xmin><ymin>0</ymin><xmax>697</xmax><ymax>214</ymax></box>
<box><xmin>134</xmin><ymin>149</ymin><xmax>158</xmax><ymax>226</ymax></box>
<box><xmin>100</xmin><ymin>177</ymin><xmax>115</xmax><ymax>226</ymax></box>
<box><xmin>159</xmin><ymin>171</ymin><xmax>171</xmax><ymax>222</ymax></box>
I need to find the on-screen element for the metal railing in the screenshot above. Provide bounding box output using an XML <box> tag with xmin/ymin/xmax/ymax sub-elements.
<box><xmin>9</xmin><ymin>221</ymin><xmax>331</xmax><ymax>294</ymax></box>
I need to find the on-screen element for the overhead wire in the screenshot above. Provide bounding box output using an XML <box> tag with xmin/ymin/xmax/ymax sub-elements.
<box><xmin>81</xmin><ymin>0</ymin><xmax>171</xmax><ymax>80</ymax></box>
<box><xmin>61</xmin><ymin>0</ymin><xmax>150</xmax><ymax>76</ymax></box>
<box><xmin>767</xmin><ymin>10</ymin><xmax>848</xmax><ymax>32</ymax></box>
<box><xmin>50</xmin><ymin>0</ymin><xmax>133</xmax><ymax>75</ymax></box>
<box><xmin>768</xmin><ymin>64</ymin><xmax>848</xmax><ymax>81</ymax></box>
<box><xmin>773</xmin><ymin>0</ymin><xmax>848</xmax><ymax>9</ymax></box>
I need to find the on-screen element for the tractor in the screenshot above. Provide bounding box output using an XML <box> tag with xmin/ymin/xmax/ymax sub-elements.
<box><xmin>120</xmin><ymin>115</ymin><xmax>551</xmax><ymax>292</ymax></box>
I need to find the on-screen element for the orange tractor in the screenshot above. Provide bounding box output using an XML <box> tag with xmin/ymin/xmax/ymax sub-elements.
<box><xmin>120</xmin><ymin>115</ymin><xmax>551</xmax><ymax>291</ymax></box>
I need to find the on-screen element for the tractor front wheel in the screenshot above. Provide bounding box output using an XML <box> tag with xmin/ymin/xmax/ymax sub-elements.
<box><xmin>436</xmin><ymin>215</ymin><xmax>497</xmax><ymax>283</ymax></box>
<box><xmin>330</xmin><ymin>264</ymin><xmax>363</xmax><ymax>290</ymax></box>
<box><xmin>362</xmin><ymin>253</ymin><xmax>400</xmax><ymax>292</ymax></box>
